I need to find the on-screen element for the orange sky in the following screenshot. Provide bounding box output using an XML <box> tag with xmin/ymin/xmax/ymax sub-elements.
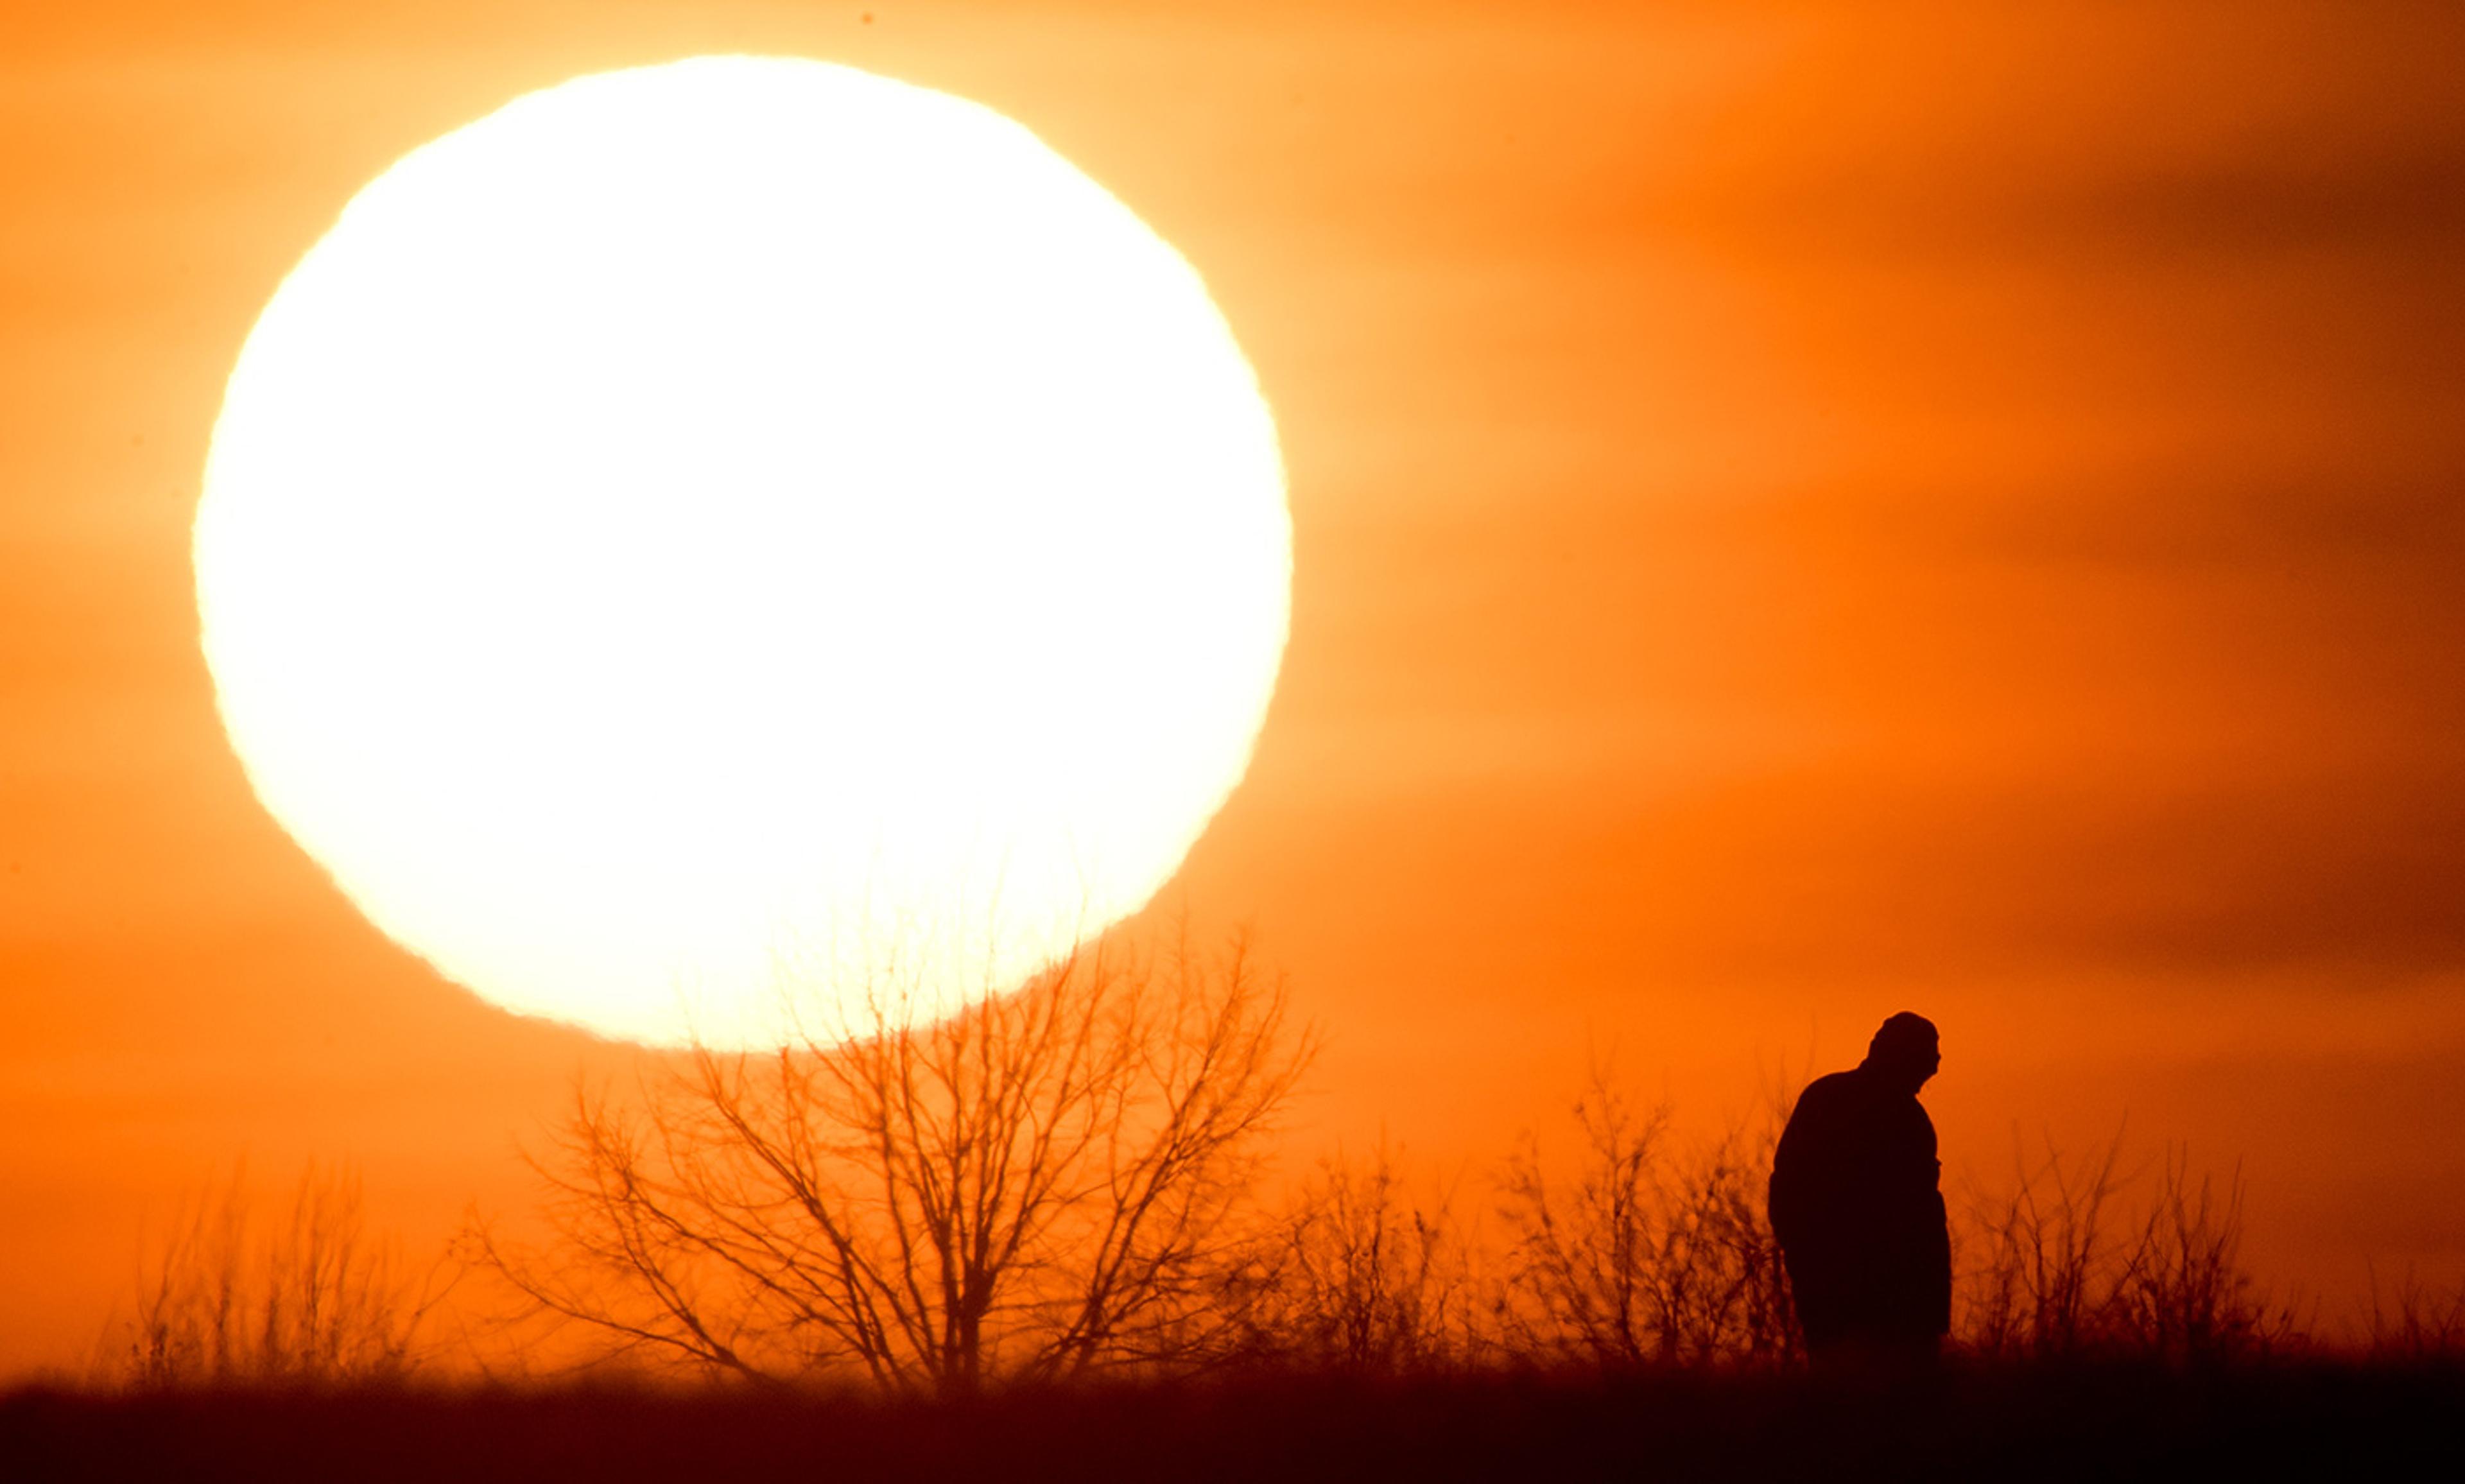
<box><xmin>6</xmin><ymin>0</ymin><xmax>2465</xmax><ymax>1374</ymax></box>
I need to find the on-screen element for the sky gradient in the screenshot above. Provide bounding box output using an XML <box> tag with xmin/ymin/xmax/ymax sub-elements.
<box><xmin>5</xmin><ymin>0</ymin><xmax>2463</xmax><ymax>1372</ymax></box>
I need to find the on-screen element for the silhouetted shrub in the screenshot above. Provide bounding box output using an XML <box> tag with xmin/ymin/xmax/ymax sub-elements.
<box><xmin>1957</xmin><ymin>1132</ymin><xmax>2298</xmax><ymax>1364</ymax></box>
<box><xmin>1496</xmin><ymin>1066</ymin><xmax>1797</xmax><ymax>1370</ymax></box>
<box><xmin>100</xmin><ymin>1163</ymin><xmax>449</xmax><ymax>1388</ymax></box>
<box><xmin>2364</xmin><ymin>1269</ymin><xmax>2465</xmax><ymax>1365</ymax></box>
<box><xmin>1219</xmin><ymin>1140</ymin><xmax>1483</xmax><ymax>1374</ymax></box>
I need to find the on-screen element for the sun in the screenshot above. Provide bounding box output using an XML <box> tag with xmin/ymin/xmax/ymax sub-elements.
<box><xmin>193</xmin><ymin>57</ymin><xmax>1289</xmax><ymax>1049</ymax></box>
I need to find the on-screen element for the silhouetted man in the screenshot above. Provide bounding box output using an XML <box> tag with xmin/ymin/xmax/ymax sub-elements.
<box><xmin>1769</xmin><ymin>1012</ymin><xmax>1951</xmax><ymax>1363</ymax></box>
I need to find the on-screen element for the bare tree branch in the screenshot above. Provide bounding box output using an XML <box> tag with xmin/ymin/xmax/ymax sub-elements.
<box><xmin>478</xmin><ymin>928</ymin><xmax>1311</xmax><ymax>1393</ymax></box>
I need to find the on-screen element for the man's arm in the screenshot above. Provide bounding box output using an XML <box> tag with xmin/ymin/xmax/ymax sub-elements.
<box><xmin>1923</xmin><ymin>1182</ymin><xmax>1951</xmax><ymax>1335</ymax></box>
<box><xmin>1914</xmin><ymin>1107</ymin><xmax>1951</xmax><ymax>1334</ymax></box>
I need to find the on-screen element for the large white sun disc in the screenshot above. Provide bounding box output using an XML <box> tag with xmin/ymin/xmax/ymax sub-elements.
<box><xmin>195</xmin><ymin>57</ymin><xmax>1289</xmax><ymax>1048</ymax></box>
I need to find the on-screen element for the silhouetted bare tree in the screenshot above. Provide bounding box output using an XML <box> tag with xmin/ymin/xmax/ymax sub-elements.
<box><xmin>481</xmin><ymin>931</ymin><xmax>1310</xmax><ymax>1393</ymax></box>
<box><xmin>103</xmin><ymin>1162</ymin><xmax>447</xmax><ymax>1388</ymax></box>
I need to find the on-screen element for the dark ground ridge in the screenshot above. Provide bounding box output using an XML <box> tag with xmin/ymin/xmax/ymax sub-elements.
<box><xmin>4</xmin><ymin>1363</ymin><xmax>2457</xmax><ymax>1483</ymax></box>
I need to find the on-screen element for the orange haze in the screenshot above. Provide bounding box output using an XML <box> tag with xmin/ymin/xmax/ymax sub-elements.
<box><xmin>5</xmin><ymin>0</ymin><xmax>2464</xmax><ymax>1373</ymax></box>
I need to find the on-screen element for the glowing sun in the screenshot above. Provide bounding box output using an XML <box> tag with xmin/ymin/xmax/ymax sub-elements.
<box><xmin>194</xmin><ymin>57</ymin><xmax>1289</xmax><ymax>1049</ymax></box>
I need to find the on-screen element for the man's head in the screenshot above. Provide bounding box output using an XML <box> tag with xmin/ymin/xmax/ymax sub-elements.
<box><xmin>1863</xmin><ymin>1012</ymin><xmax>1941</xmax><ymax>1094</ymax></box>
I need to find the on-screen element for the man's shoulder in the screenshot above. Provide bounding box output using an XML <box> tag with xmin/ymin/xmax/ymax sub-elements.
<box><xmin>1781</xmin><ymin>1071</ymin><xmax>1862</xmax><ymax>1134</ymax></box>
<box><xmin>1795</xmin><ymin>1070</ymin><xmax>1863</xmax><ymax>1107</ymax></box>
